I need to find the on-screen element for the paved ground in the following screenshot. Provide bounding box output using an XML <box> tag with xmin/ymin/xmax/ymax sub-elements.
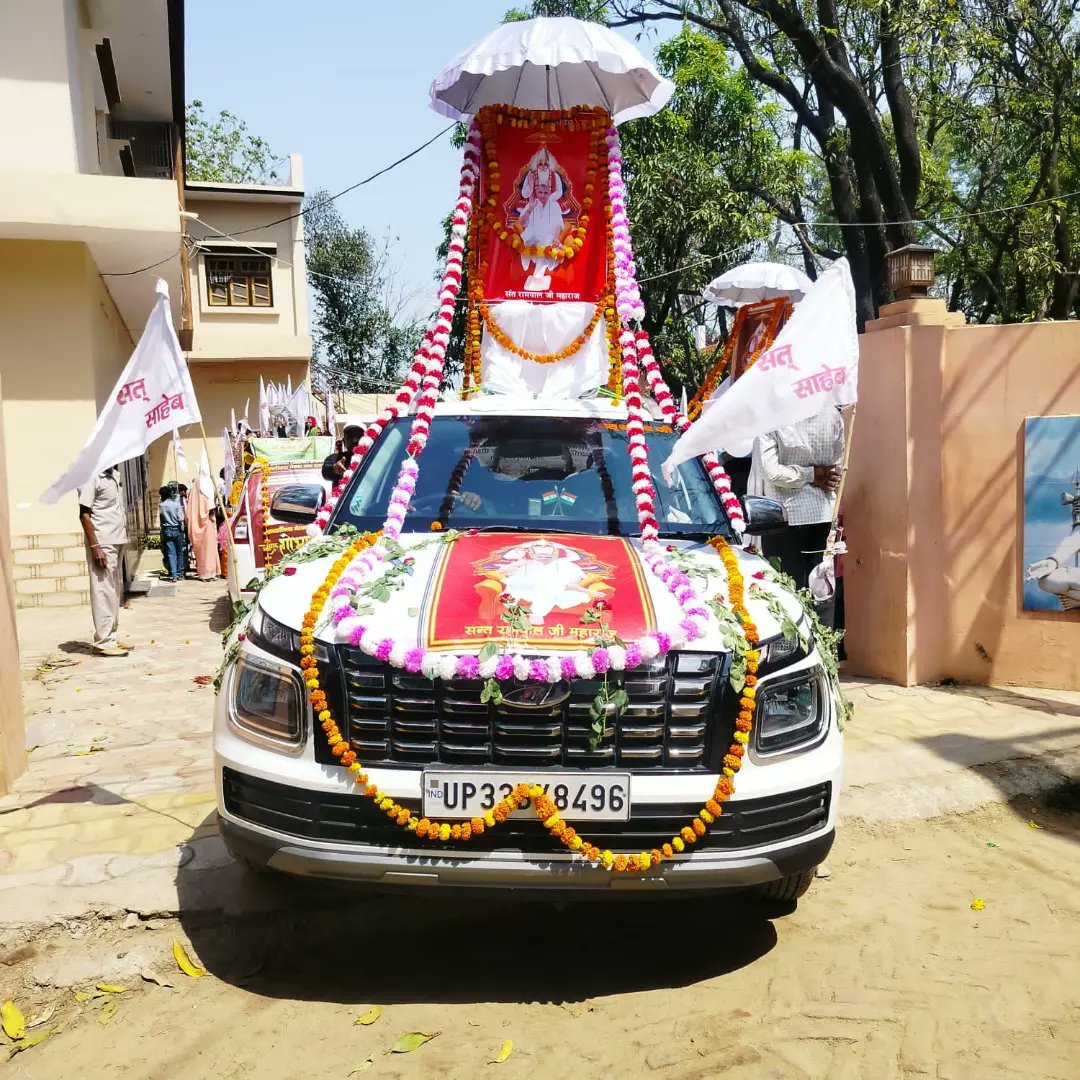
<box><xmin>2</xmin><ymin>579</ymin><xmax>1079</xmax><ymax>1077</ymax></box>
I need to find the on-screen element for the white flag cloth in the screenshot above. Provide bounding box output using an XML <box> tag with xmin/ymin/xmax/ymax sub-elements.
<box><xmin>230</xmin><ymin>407</ymin><xmax>237</xmax><ymax>434</ymax></box>
<box><xmin>327</xmin><ymin>390</ymin><xmax>337</xmax><ymax>436</ymax></box>
<box><xmin>259</xmin><ymin>376</ymin><xmax>271</xmax><ymax>433</ymax></box>
<box><xmin>41</xmin><ymin>279</ymin><xmax>201</xmax><ymax>503</ymax></box>
<box><xmin>665</xmin><ymin>258</ymin><xmax>858</xmax><ymax>471</ymax></box>
<box><xmin>171</xmin><ymin>427</ymin><xmax>188</xmax><ymax>477</ymax></box>
<box><xmin>196</xmin><ymin>448</ymin><xmax>214</xmax><ymax>500</ymax></box>
<box><xmin>221</xmin><ymin>428</ymin><xmax>235</xmax><ymax>492</ymax></box>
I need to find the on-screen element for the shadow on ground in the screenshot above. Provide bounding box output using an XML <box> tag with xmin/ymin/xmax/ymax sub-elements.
<box><xmin>174</xmin><ymin>813</ymin><xmax>780</xmax><ymax>1005</ymax></box>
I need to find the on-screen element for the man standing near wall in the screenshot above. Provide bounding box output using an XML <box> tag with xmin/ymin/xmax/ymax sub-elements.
<box><xmin>77</xmin><ymin>468</ymin><xmax>129</xmax><ymax>657</ymax></box>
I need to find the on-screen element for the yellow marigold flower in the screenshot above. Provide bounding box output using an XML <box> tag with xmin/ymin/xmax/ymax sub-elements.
<box><xmin>700</xmin><ymin>809</ymin><xmax>715</xmax><ymax>825</ymax></box>
<box><xmin>379</xmin><ymin>797</ymin><xmax>393</xmax><ymax>812</ymax></box>
<box><xmin>569</xmin><ymin>835</ymin><xmax>583</xmax><ymax>851</ymax></box>
<box><xmin>743</xmin><ymin>687</ymin><xmax>756</xmax><ymax>700</ymax></box>
<box><xmin>542</xmin><ymin>812</ymin><xmax>560</xmax><ymax>830</ymax></box>
<box><xmin>671</xmin><ymin>836</ymin><xmax>685</xmax><ymax>853</ymax></box>
<box><xmin>406</xmin><ymin>818</ymin><xmax>419</xmax><ymax>831</ymax></box>
<box><xmin>599</xmin><ymin>849</ymin><xmax>614</xmax><ymax>869</ymax></box>
<box><xmin>318</xmin><ymin>710</ymin><xmax>331</xmax><ymax>722</ymax></box>
<box><xmin>692</xmin><ymin>818</ymin><xmax>706</xmax><ymax>836</ymax></box>
<box><xmin>484</xmin><ymin>811</ymin><xmax>496</xmax><ymax>828</ymax></box>
<box><xmin>639</xmin><ymin>853</ymin><xmax>652</xmax><ymax>871</ymax></box>
<box><xmin>528</xmin><ymin>784</ymin><xmax>544</xmax><ymax>798</ymax></box>
<box><xmin>723</xmin><ymin>767</ymin><xmax>735</xmax><ymax>778</ymax></box>
<box><xmin>348</xmin><ymin>762</ymin><xmax>362</xmax><ymax>774</ymax></box>
<box><xmin>439</xmin><ymin>823</ymin><xmax>451</xmax><ymax>842</ymax></box>
<box><xmin>734</xmin><ymin>731</ymin><xmax>750</xmax><ymax>744</ymax></box>
<box><xmin>662</xmin><ymin>843</ymin><xmax>673</xmax><ymax>858</ymax></box>
<box><xmin>613</xmin><ymin>854</ymin><xmax>629</xmax><ymax>872</ymax></box>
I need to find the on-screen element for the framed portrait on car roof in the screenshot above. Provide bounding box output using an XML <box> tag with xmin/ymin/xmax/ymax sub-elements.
<box><xmin>730</xmin><ymin>297</ymin><xmax>792</xmax><ymax>383</ymax></box>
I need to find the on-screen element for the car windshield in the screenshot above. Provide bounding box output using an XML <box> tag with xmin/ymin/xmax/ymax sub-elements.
<box><xmin>329</xmin><ymin>416</ymin><xmax>733</xmax><ymax>539</ymax></box>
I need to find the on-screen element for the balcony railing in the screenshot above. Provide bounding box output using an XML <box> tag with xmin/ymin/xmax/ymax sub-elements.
<box><xmin>107</xmin><ymin>120</ymin><xmax>178</xmax><ymax>180</ymax></box>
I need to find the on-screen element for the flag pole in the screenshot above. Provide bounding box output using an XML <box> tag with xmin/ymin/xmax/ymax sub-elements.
<box><xmin>194</xmin><ymin>417</ymin><xmax>241</xmax><ymax>600</ymax></box>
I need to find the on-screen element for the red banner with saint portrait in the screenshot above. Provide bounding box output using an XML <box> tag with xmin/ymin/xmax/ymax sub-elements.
<box><xmin>423</xmin><ymin>532</ymin><xmax>655</xmax><ymax>652</ymax></box>
<box><xmin>476</xmin><ymin>107</ymin><xmax>610</xmax><ymax>304</ymax></box>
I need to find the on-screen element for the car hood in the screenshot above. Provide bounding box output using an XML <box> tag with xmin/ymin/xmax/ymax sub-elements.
<box><xmin>257</xmin><ymin>531</ymin><xmax>805</xmax><ymax>655</ymax></box>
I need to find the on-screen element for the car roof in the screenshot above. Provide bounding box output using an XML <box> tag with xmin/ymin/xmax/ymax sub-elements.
<box><xmin>419</xmin><ymin>397</ymin><xmax>667</xmax><ymax>422</ymax></box>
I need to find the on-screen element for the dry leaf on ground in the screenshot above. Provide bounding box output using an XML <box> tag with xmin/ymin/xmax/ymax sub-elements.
<box><xmin>172</xmin><ymin>940</ymin><xmax>206</xmax><ymax>978</ymax></box>
<box><xmin>28</xmin><ymin>1005</ymin><xmax>56</xmax><ymax>1029</ymax></box>
<box><xmin>354</xmin><ymin>1006</ymin><xmax>381</xmax><ymax>1026</ymax></box>
<box><xmin>1</xmin><ymin>1000</ymin><xmax>26</xmax><ymax>1040</ymax></box>
<box><xmin>140</xmin><ymin>969</ymin><xmax>174</xmax><ymax>988</ymax></box>
<box><xmin>96</xmin><ymin>983</ymin><xmax>129</xmax><ymax>994</ymax></box>
<box><xmin>349</xmin><ymin>1058</ymin><xmax>375</xmax><ymax>1075</ymax></box>
<box><xmin>387</xmin><ymin>1031</ymin><xmax>440</xmax><ymax>1055</ymax></box>
<box><xmin>6</xmin><ymin>1029</ymin><xmax>52</xmax><ymax>1058</ymax></box>
<box><xmin>490</xmin><ymin>1039</ymin><xmax>513</xmax><ymax>1064</ymax></box>
<box><xmin>98</xmin><ymin>1001</ymin><xmax>119</xmax><ymax>1025</ymax></box>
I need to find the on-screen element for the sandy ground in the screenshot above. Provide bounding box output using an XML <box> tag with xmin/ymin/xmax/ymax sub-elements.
<box><xmin>2</xmin><ymin>796</ymin><xmax>1079</xmax><ymax>1080</ymax></box>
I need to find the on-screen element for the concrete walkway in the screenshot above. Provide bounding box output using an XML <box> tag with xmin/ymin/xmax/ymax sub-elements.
<box><xmin>2</xmin><ymin>579</ymin><xmax>1079</xmax><ymax>929</ymax></box>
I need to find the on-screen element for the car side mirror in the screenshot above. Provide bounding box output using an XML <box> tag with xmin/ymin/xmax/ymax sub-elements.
<box><xmin>270</xmin><ymin>484</ymin><xmax>323</xmax><ymax>525</ymax></box>
<box><xmin>741</xmin><ymin>495</ymin><xmax>787</xmax><ymax>534</ymax></box>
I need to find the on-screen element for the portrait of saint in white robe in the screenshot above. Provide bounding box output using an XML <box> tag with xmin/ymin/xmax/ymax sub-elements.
<box><xmin>517</xmin><ymin>147</ymin><xmax>567</xmax><ymax>289</ymax></box>
<box><xmin>495</xmin><ymin>540</ymin><xmax>593</xmax><ymax>624</ymax></box>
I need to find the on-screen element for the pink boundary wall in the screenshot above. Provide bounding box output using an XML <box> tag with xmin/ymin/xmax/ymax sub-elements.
<box><xmin>844</xmin><ymin>300</ymin><xmax>1080</xmax><ymax>690</ymax></box>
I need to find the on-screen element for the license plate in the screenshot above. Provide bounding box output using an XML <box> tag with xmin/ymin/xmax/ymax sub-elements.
<box><xmin>422</xmin><ymin>772</ymin><xmax>631</xmax><ymax>822</ymax></box>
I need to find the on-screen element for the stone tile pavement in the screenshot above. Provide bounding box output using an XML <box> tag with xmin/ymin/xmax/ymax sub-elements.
<box><xmin>2</xmin><ymin>575</ymin><xmax>1079</xmax><ymax>929</ymax></box>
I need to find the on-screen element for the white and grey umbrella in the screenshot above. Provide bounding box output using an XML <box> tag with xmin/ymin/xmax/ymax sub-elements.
<box><xmin>429</xmin><ymin>16</ymin><xmax>674</xmax><ymax>125</ymax></box>
<box><xmin>703</xmin><ymin>261</ymin><xmax>814</xmax><ymax>308</ymax></box>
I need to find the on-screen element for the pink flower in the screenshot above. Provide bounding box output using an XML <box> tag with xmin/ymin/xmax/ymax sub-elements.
<box><xmin>456</xmin><ymin>654</ymin><xmax>480</xmax><ymax>680</ymax></box>
<box><xmin>376</xmin><ymin>638</ymin><xmax>394</xmax><ymax>662</ymax></box>
<box><xmin>494</xmin><ymin>654</ymin><xmax>514</xmax><ymax>681</ymax></box>
<box><xmin>283</xmin><ymin>566</ymin><xmax>297</xmax><ymax>577</ymax></box>
<box><xmin>561</xmin><ymin>655</ymin><xmax>578</xmax><ymax>681</ymax></box>
<box><xmin>625</xmin><ymin>642</ymin><xmax>642</xmax><ymax>669</ymax></box>
<box><xmin>528</xmin><ymin>659</ymin><xmax>549</xmax><ymax>682</ymax></box>
<box><xmin>237</xmin><ymin>632</ymin><xmax>246</xmax><ymax>642</ymax></box>
<box><xmin>404</xmin><ymin>648</ymin><xmax>425</xmax><ymax>673</ymax></box>
<box><xmin>752</xmin><ymin>571</ymin><xmax>765</xmax><ymax>580</ymax></box>
<box><xmin>591</xmin><ymin>647</ymin><xmax>610</xmax><ymax>674</ymax></box>
<box><xmin>654</xmin><ymin>631</ymin><xmax>671</xmax><ymax>654</ymax></box>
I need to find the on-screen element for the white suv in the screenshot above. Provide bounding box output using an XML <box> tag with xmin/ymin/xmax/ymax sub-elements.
<box><xmin>214</xmin><ymin>402</ymin><xmax>842</xmax><ymax>902</ymax></box>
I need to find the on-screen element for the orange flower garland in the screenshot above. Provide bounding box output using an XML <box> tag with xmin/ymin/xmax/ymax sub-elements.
<box><xmin>478</xmin><ymin>294</ymin><xmax>613</xmax><ymax>365</ymax></box>
<box><xmin>300</xmin><ymin>533</ymin><xmax>759</xmax><ymax>872</ymax></box>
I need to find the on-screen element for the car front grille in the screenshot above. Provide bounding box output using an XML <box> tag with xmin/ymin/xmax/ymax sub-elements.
<box><xmin>316</xmin><ymin>648</ymin><xmax>730</xmax><ymax>772</ymax></box>
<box><xmin>223</xmin><ymin>768</ymin><xmax>832</xmax><ymax>854</ymax></box>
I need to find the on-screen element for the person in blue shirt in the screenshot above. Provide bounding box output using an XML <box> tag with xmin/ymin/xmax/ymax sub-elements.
<box><xmin>158</xmin><ymin>484</ymin><xmax>186</xmax><ymax>583</ymax></box>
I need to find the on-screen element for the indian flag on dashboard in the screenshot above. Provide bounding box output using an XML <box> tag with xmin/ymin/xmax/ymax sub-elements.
<box><xmin>542</xmin><ymin>488</ymin><xmax>577</xmax><ymax>507</ymax></box>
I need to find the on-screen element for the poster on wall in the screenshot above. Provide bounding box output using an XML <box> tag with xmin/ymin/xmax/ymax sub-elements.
<box><xmin>1022</xmin><ymin>415</ymin><xmax>1080</xmax><ymax>612</ymax></box>
<box><xmin>479</xmin><ymin>118</ymin><xmax>608</xmax><ymax>303</ymax></box>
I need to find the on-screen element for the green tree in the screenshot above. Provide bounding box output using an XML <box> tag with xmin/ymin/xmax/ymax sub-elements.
<box><xmin>184</xmin><ymin>100</ymin><xmax>280</xmax><ymax>183</ymax></box>
<box><xmin>305</xmin><ymin>191</ymin><xmax>423</xmax><ymax>393</ymax></box>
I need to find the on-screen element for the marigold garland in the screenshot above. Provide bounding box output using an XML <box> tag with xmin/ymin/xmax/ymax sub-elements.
<box><xmin>302</xmin><ymin>530</ymin><xmax>759</xmax><ymax>873</ymax></box>
<box><xmin>479</xmin><ymin>294</ymin><xmax>613</xmax><ymax>365</ymax></box>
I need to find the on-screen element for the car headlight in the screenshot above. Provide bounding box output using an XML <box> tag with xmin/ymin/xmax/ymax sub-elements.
<box><xmin>247</xmin><ymin>605</ymin><xmax>300</xmax><ymax>661</ymax></box>
<box><xmin>229</xmin><ymin>652</ymin><xmax>305</xmax><ymax>747</ymax></box>
<box><xmin>754</xmin><ymin>669</ymin><xmax>828</xmax><ymax>755</ymax></box>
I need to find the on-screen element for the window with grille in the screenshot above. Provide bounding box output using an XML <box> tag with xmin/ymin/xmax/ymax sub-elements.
<box><xmin>206</xmin><ymin>254</ymin><xmax>273</xmax><ymax>307</ymax></box>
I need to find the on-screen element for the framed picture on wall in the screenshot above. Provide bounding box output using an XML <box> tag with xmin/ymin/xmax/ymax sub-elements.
<box><xmin>1022</xmin><ymin>415</ymin><xmax>1080</xmax><ymax>612</ymax></box>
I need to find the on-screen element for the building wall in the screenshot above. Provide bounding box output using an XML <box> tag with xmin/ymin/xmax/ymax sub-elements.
<box><xmin>0</xmin><ymin>239</ymin><xmax>135</xmax><ymax>607</ymax></box>
<box><xmin>0</xmin><ymin>368</ymin><xmax>25</xmax><ymax>794</ymax></box>
<box><xmin>0</xmin><ymin>0</ymin><xmax>82</xmax><ymax>174</ymax></box>
<box><xmin>185</xmin><ymin>192</ymin><xmax>312</xmax><ymax>364</ymax></box>
<box><xmin>845</xmin><ymin>313</ymin><xmax>1080</xmax><ymax>690</ymax></box>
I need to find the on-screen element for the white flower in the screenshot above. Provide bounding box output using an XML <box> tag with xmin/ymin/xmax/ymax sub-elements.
<box><xmin>639</xmin><ymin>636</ymin><xmax>660</xmax><ymax>662</ymax></box>
<box><xmin>479</xmin><ymin>655</ymin><xmax>499</xmax><ymax>679</ymax></box>
<box><xmin>389</xmin><ymin>644</ymin><xmax>407</xmax><ymax>668</ymax></box>
<box><xmin>359</xmin><ymin>630</ymin><xmax>380</xmax><ymax>656</ymax></box>
<box><xmin>607</xmin><ymin>644</ymin><xmax>627</xmax><ymax>671</ymax></box>
<box><xmin>574</xmin><ymin>652</ymin><xmax>594</xmax><ymax>678</ymax></box>
<box><xmin>421</xmin><ymin>653</ymin><xmax>442</xmax><ymax>680</ymax></box>
<box><xmin>545</xmin><ymin>656</ymin><xmax>562</xmax><ymax>683</ymax></box>
<box><xmin>439</xmin><ymin>654</ymin><xmax>459</xmax><ymax>681</ymax></box>
<box><xmin>513</xmin><ymin>654</ymin><xmax>531</xmax><ymax>682</ymax></box>
<box><xmin>337</xmin><ymin>616</ymin><xmax>364</xmax><ymax>643</ymax></box>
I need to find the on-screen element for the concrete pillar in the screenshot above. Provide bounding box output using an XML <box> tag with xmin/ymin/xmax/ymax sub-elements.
<box><xmin>0</xmin><ymin>370</ymin><xmax>26</xmax><ymax>794</ymax></box>
<box><xmin>843</xmin><ymin>299</ymin><xmax>956</xmax><ymax>686</ymax></box>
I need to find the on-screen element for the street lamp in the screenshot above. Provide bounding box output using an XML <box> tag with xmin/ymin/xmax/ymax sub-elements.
<box><xmin>886</xmin><ymin>243</ymin><xmax>937</xmax><ymax>300</ymax></box>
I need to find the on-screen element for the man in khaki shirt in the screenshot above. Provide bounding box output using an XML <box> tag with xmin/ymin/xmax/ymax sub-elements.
<box><xmin>77</xmin><ymin>468</ymin><xmax>129</xmax><ymax>656</ymax></box>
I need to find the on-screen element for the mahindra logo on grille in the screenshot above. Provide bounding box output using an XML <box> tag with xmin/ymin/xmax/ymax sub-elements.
<box><xmin>501</xmin><ymin>680</ymin><xmax>572</xmax><ymax>710</ymax></box>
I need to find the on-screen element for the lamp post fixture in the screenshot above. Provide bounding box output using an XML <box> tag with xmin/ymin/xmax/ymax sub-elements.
<box><xmin>886</xmin><ymin>243</ymin><xmax>937</xmax><ymax>300</ymax></box>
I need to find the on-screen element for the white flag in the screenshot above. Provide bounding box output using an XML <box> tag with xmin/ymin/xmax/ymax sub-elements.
<box><xmin>221</xmin><ymin>428</ymin><xmax>235</xmax><ymax>492</ymax></box>
<box><xmin>243</xmin><ymin>397</ymin><xmax>250</xmax><ymax>426</ymax></box>
<box><xmin>259</xmin><ymin>376</ymin><xmax>271</xmax><ymax>433</ymax></box>
<box><xmin>327</xmin><ymin>389</ymin><xmax>337</xmax><ymax>437</ymax></box>
<box><xmin>41</xmin><ymin>279</ymin><xmax>201</xmax><ymax>503</ymax></box>
<box><xmin>171</xmin><ymin>428</ymin><xmax>188</xmax><ymax>477</ymax></box>
<box><xmin>665</xmin><ymin>258</ymin><xmax>858</xmax><ymax>471</ymax></box>
<box><xmin>196</xmin><ymin>448</ymin><xmax>214</xmax><ymax>500</ymax></box>
<box><xmin>230</xmin><ymin>407</ymin><xmax>237</xmax><ymax>434</ymax></box>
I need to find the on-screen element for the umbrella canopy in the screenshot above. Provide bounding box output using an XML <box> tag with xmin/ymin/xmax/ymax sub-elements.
<box><xmin>703</xmin><ymin>262</ymin><xmax>815</xmax><ymax>307</ymax></box>
<box><xmin>429</xmin><ymin>16</ymin><xmax>674</xmax><ymax>126</ymax></box>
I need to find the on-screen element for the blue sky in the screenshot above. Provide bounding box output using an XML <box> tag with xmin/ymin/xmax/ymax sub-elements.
<box><xmin>185</xmin><ymin>3</ymin><xmax>669</xmax><ymax>314</ymax></box>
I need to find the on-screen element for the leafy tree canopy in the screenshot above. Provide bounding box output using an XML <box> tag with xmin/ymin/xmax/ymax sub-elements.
<box><xmin>185</xmin><ymin>100</ymin><xmax>280</xmax><ymax>184</ymax></box>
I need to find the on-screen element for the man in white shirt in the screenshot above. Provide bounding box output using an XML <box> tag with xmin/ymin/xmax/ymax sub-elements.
<box><xmin>751</xmin><ymin>409</ymin><xmax>844</xmax><ymax>621</ymax></box>
<box><xmin>77</xmin><ymin>467</ymin><xmax>129</xmax><ymax>656</ymax></box>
